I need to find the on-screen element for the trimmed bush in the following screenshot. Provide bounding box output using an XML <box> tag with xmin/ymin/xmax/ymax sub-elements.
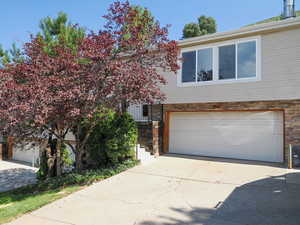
<box><xmin>86</xmin><ymin>111</ymin><xmax>137</xmax><ymax>167</ymax></box>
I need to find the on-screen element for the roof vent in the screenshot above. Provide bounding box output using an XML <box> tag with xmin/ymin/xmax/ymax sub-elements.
<box><xmin>283</xmin><ymin>0</ymin><xmax>296</xmax><ymax>19</ymax></box>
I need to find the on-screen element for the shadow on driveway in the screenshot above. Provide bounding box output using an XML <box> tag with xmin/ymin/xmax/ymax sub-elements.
<box><xmin>139</xmin><ymin>173</ymin><xmax>300</xmax><ymax>225</ymax></box>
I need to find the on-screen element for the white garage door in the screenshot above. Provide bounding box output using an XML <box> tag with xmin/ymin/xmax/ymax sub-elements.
<box><xmin>169</xmin><ymin>111</ymin><xmax>284</xmax><ymax>163</ymax></box>
<box><xmin>13</xmin><ymin>143</ymin><xmax>40</xmax><ymax>164</ymax></box>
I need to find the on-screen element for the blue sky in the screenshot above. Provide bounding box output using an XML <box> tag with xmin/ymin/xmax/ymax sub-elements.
<box><xmin>0</xmin><ymin>0</ymin><xmax>297</xmax><ymax>50</ymax></box>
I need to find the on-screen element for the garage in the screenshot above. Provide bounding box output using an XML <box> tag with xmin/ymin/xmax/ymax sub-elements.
<box><xmin>169</xmin><ymin>111</ymin><xmax>284</xmax><ymax>163</ymax></box>
<box><xmin>12</xmin><ymin>143</ymin><xmax>40</xmax><ymax>165</ymax></box>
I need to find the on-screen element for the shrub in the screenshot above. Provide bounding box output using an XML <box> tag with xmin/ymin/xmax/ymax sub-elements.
<box><xmin>86</xmin><ymin>111</ymin><xmax>137</xmax><ymax>167</ymax></box>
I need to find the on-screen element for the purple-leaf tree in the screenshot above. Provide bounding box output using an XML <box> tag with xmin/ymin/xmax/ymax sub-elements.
<box><xmin>0</xmin><ymin>1</ymin><xmax>179</xmax><ymax>174</ymax></box>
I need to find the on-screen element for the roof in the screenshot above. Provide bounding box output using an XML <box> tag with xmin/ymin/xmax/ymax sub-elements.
<box><xmin>178</xmin><ymin>17</ymin><xmax>300</xmax><ymax>48</ymax></box>
<box><xmin>250</xmin><ymin>10</ymin><xmax>300</xmax><ymax>25</ymax></box>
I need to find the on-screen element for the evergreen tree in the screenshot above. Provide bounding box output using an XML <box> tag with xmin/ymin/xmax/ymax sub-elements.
<box><xmin>198</xmin><ymin>15</ymin><xmax>217</xmax><ymax>35</ymax></box>
<box><xmin>182</xmin><ymin>23</ymin><xmax>201</xmax><ymax>38</ymax></box>
<box><xmin>0</xmin><ymin>43</ymin><xmax>24</xmax><ymax>67</ymax></box>
<box><xmin>38</xmin><ymin>12</ymin><xmax>85</xmax><ymax>55</ymax></box>
<box><xmin>183</xmin><ymin>15</ymin><xmax>217</xmax><ymax>39</ymax></box>
<box><xmin>0</xmin><ymin>12</ymin><xmax>84</xmax><ymax>68</ymax></box>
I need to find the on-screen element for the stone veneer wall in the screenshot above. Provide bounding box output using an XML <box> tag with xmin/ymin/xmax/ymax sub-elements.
<box><xmin>137</xmin><ymin>121</ymin><xmax>161</xmax><ymax>156</ymax></box>
<box><xmin>150</xmin><ymin>100</ymin><xmax>300</xmax><ymax>164</ymax></box>
<box><xmin>137</xmin><ymin>122</ymin><xmax>153</xmax><ymax>152</ymax></box>
<box><xmin>151</xmin><ymin>104</ymin><xmax>162</xmax><ymax>121</ymax></box>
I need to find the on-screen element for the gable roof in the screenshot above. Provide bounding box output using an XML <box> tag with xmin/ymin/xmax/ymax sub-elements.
<box><xmin>178</xmin><ymin>17</ymin><xmax>300</xmax><ymax>48</ymax></box>
<box><xmin>250</xmin><ymin>10</ymin><xmax>300</xmax><ymax>25</ymax></box>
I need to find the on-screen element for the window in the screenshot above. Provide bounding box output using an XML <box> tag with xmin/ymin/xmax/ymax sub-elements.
<box><xmin>182</xmin><ymin>48</ymin><xmax>213</xmax><ymax>83</ymax></box>
<box><xmin>197</xmin><ymin>48</ymin><xmax>213</xmax><ymax>82</ymax></box>
<box><xmin>237</xmin><ymin>41</ymin><xmax>256</xmax><ymax>78</ymax></box>
<box><xmin>182</xmin><ymin>51</ymin><xmax>196</xmax><ymax>83</ymax></box>
<box><xmin>142</xmin><ymin>105</ymin><xmax>149</xmax><ymax>117</ymax></box>
<box><xmin>219</xmin><ymin>44</ymin><xmax>236</xmax><ymax>80</ymax></box>
<box><xmin>180</xmin><ymin>38</ymin><xmax>260</xmax><ymax>86</ymax></box>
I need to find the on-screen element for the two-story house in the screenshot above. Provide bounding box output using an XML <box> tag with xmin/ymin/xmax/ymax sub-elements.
<box><xmin>133</xmin><ymin>13</ymin><xmax>300</xmax><ymax>165</ymax></box>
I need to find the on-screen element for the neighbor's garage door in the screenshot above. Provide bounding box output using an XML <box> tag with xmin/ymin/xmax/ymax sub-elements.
<box><xmin>169</xmin><ymin>111</ymin><xmax>284</xmax><ymax>163</ymax></box>
<box><xmin>12</xmin><ymin>143</ymin><xmax>39</xmax><ymax>164</ymax></box>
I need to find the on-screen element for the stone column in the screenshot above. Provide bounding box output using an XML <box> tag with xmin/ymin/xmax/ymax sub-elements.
<box><xmin>7</xmin><ymin>136</ymin><xmax>14</xmax><ymax>160</ymax></box>
<box><xmin>152</xmin><ymin>121</ymin><xmax>160</xmax><ymax>157</ymax></box>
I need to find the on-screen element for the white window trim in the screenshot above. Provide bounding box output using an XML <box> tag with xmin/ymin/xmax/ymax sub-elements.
<box><xmin>177</xmin><ymin>36</ymin><xmax>262</xmax><ymax>87</ymax></box>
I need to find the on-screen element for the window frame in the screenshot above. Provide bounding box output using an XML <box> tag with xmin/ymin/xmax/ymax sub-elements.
<box><xmin>178</xmin><ymin>36</ymin><xmax>261</xmax><ymax>87</ymax></box>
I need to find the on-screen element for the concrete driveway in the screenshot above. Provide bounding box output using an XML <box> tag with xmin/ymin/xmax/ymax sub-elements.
<box><xmin>0</xmin><ymin>160</ymin><xmax>37</xmax><ymax>192</ymax></box>
<box><xmin>5</xmin><ymin>155</ymin><xmax>300</xmax><ymax>225</ymax></box>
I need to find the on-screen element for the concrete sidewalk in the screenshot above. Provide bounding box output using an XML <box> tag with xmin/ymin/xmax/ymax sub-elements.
<box><xmin>5</xmin><ymin>155</ymin><xmax>300</xmax><ymax>225</ymax></box>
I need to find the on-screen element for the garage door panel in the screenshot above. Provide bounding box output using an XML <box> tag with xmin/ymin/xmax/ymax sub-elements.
<box><xmin>171</xmin><ymin>120</ymin><xmax>283</xmax><ymax>133</ymax></box>
<box><xmin>169</xmin><ymin>111</ymin><xmax>283</xmax><ymax>163</ymax></box>
<box><xmin>170</xmin><ymin>128</ymin><xmax>283</xmax><ymax>140</ymax></box>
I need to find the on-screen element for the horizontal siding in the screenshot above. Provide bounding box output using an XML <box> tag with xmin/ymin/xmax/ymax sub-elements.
<box><xmin>161</xmin><ymin>28</ymin><xmax>300</xmax><ymax>104</ymax></box>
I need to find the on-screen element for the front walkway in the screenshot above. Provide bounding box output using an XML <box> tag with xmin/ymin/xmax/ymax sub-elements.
<box><xmin>5</xmin><ymin>155</ymin><xmax>300</xmax><ymax>225</ymax></box>
<box><xmin>0</xmin><ymin>160</ymin><xmax>37</xmax><ymax>192</ymax></box>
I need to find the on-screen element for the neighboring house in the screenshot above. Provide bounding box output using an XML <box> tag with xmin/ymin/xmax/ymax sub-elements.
<box><xmin>0</xmin><ymin>134</ymin><xmax>75</xmax><ymax>166</ymax></box>
<box><xmin>131</xmin><ymin>16</ymin><xmax>300</xmax><ymax>165</ymax></box>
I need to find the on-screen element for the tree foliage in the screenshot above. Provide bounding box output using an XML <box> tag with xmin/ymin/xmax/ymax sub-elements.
<box><xmin>0</xmin><ymin>43</ymin><xmax>24</xmax><ymax>67</ymax></box>
<box><xmin>0</xmin><ymin>1</ymin><xmax>179</xmax><ymax>174</ymax></box>
<box><xmin>86</xmin><ymin>111</ymin><xmax>137</xmax><ymax>168</ymax></box>
<box><xmin>183</xmin><ymin>15</ymin><xmax>217</xmax><ymax>38</ymax></box>
<box><xmin>198</xmin><ymin>16</ymin><xmax>217</xmax><ymax>35</ymax></box>
<box><xmin>182</xmin><ymin>23</ymin><xmax>201</xmax><ymax>39</ymax></box>
<box><xmin>38</xmin><ymin>12</ymin><xmax>85</xmax><ymax>55</ymax></box>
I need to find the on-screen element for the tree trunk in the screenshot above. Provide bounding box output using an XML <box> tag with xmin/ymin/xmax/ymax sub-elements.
<box><xmin>46</xmin><ymin>146</ymin><xmax>56</xmax><ymax>177</ymax></box>
<box><xmin>121</xmin><ymin>100</ymin><xmax>128</xmax><ymax>114</ymax></box>
<box><xmin>56</xmin><ymin>138</ymin><xmax>62</xmax><ymax>176</ymax></box>
<box><xmin>75</xmin><ymin>149</ymin><xmax>83</xmax><ymax>172</ymax></box>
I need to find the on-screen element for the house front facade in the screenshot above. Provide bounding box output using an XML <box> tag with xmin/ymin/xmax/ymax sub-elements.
<box><xmin>132</xmin><ymin>17</ymin><xmax>300</xmax><ymax>165</ymax></box>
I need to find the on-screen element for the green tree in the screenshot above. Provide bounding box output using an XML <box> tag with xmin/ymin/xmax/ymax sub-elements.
<box><xmin>183</xmin><ymin>15</ymin><xmax>217</xmax><ymax>39</ymax></box>
<box><xmin>182</xmin><ymin>23</ymin><xmax>201</xmax><ymax>38</ymax></box>
<box><xmin>0</xmin><ymin>45</ymin><xmax>10</xmax><ymax>67</ymax></box>
<box><xmin>198</xmin><ymin>15</ymin><xmax>217</xmax><ymax>35</ymax></box>
<box><xmin>38</xmin><ymin>12</ymin><xmax>85</xmax><ymax>55</ymax></box>
<box><xmin>0</xmin><ymin>12</ymin><xmax>84</xmax><ymax>68</ymax></box>
<box><xmin>0</xmin><ymin>43</ymin><xmax>24</xmax><ymax>67</ymax></box>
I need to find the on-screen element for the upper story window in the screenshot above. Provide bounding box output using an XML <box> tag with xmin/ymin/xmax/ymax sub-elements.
<box><xmin>237</xmin><ymin>41</ymin><xmax>256</xmax><ymax>78</ymax></box>
<box><xmin>180</xmin><ymin>37</ymin><xmax>260</xmax><ymax>86</ymax></box>
<box><xmin>197</xmin><ymin>48</ymin><xmax>213</xmax><ymax>82</ymax></box>
<box><xmin>219</xmin><ymin>44</ymin><xmax>236</xmax><ymax>80</ymax></box>
<box><xmin>182</xmin><ymin>51</ymin><xmax>196</xmax><ymax>82</ymax></box>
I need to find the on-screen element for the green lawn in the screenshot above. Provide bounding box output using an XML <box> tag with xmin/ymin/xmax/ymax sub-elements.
<box><xmin>0</xmin><ymin>160</ymin><xmax>139</xmax><ymax>224</ymax></box>
<box><xmin>0</xmin><ymin>185</ymin><xmax>82</xmax><ymax>224</ymax></box>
